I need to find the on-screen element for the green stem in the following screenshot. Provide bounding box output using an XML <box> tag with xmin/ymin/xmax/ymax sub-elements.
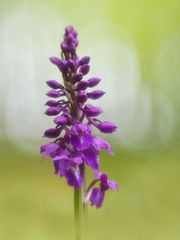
<box><xmin>83</xmin><ymin>163</ymin><xmax>87</xmax><ymax>225</ymax></box>
<box><xmin>74</xmin><ymin>187</ymin><xmax>82</xmax><ymax>240</ymax></box>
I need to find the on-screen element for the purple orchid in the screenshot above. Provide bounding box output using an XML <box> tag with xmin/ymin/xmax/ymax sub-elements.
<box><xmin>40</xmin><ymin>25</ymin><xmax>118</xmax><ymax>209</ymax></box>
<box><xmin>89</xmin><ymin>172</ymin><xmax>118</xmax><ymax>208</ymax></box>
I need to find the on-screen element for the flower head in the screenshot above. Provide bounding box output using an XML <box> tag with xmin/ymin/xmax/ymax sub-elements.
<box><xmin>90</xmin><ymin>173</ymin><xmax>119</xmax><ymax>208</ymax></box>
<box><xmin>40</xmin><ymin>25</ymin><xmax>118</xmax><ymax>208</ymax></box>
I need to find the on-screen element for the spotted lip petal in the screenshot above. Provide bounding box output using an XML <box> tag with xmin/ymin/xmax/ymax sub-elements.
<box><xmin>90</xmin><ymin>188</ymin><xmax>105</xmax><ymax>208</ymax></box>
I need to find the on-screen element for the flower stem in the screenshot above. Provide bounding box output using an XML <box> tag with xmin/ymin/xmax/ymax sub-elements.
<box><xmin>74</xmin><ymin>187</ymin><xmax>82</xmax><ymax>240</ymax></box>
<box><xmin>83</xmin><ymin>164</ymin><xmax>87</xmax><ymax>225</ymax></box>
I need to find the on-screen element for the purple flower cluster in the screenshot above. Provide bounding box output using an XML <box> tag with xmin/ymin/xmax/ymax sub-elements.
<box><xmin>40</xmin><ymin>25</ymin><xmax>118</xmax><ymax>208</ymax></box>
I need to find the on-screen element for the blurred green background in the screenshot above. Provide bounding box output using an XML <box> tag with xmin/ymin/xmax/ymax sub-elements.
<box><xmin>0</xmin><ymin>0</ymin><xmax>180</xmax><ymax>239</ymax></box>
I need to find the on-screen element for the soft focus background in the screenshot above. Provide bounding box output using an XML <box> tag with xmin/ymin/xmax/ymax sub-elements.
<box><xmin>0</xmin><ymin>0</ymin><xmax>180</xmax><ymax>239</ymax></box>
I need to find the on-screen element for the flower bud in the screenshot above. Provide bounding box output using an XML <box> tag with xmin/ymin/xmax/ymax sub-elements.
<box><xmin>65</xmin><ymin>25</ymin><xmax>78</xmax><ymax>37</ymax></box>
<box><xmin>87</xmin><ymin>90</ymin><xmax>105</xmax><ymax>100</ymax></box>
<box><xmin>45</xmin><ymin>107</ymin><xmax>61</xmax><ymax>116</ymax></box>
<box><xmin>73</xmin><ymin>73</ymin><xmax>83</xmax><ymax>83</ymax></box>
<box><xmin>79</xmin><ymin>56</ymin><xmax>90</xmax><ymax>66</ymax></box>
<box><xmin>66</xmin><ymin>33</ymin><xmax>75</xmax><ymax>44</ymax></box>
<box><xmin>49</xmin><ymin>57</ymin><xmax>67</xmax><ymax>72</ymax></box>
<box><xmin>79</xmin><ymin>64</ymin><xmax>90</xmax><ymax>75</ymax></box>
<box><xmin>76</xmin><ymin>80</ymin><xmax>89</xmax><ymax>90</ymax></box>
<box><xmin>44</xmin><ymin>128</ymin><xmax>60</xmax><ymax>138</ymax></box>
<box><xmin>54</xmin><ymin>115</ymin><xmax>68</xmax><ymax>125</ymax></box>
<box><xmin>45</xmin><ymin>100</ymin><xmax>59</xmax><ymax>107</ymax></box>
<box><xmin>97</xmin><ymin>121</ymin><xmax>117</xmax><ymax>133</ymax></box>
<box><xmin>84</xmin><ymin>104</ymin><xmax>103</xmax><ymax>117</ymax></box>
<box><xmin>76</xmin><ymin>91</ymin><xmax>88</xmax><ymax>103</ymax></box>
<box><xmin>46</xmin><ymin>90</ymin><xmax>61</xmax><ymax>98</ymax></box>
<box><xmin>88</xmin><ymin>77</ymin><xmax>101</xmax><ymax>87</ymax></box>
<box><xmin>46</xmin><ymin>80</ymin><xmax>64</xmax><ymax>89</ymax></box>
<box><xmin>61</xmin><ymin>42</ymin><xmax>68</xmax><ymax>52</ymax></box>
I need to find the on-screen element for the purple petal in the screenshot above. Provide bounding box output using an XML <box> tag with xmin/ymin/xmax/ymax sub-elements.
<box><xmin>53</xmin><ymin>159</ymin><xmax>60</xmax><ymax>174</ymax></box>
<box><xmin>94</xmin><ymin>171</ymin><xmax>103</xmax><ymax>179</ymax></box>
<box><xmin>71</xmin><ymin>153</ymin><xmax>83</xmax><ymax>164</ymax></box>
<box><xmin>90</xmin><ymin>188</ymin><xmax>105</xmax><ymax>208</ymax></box>
<box><xmin>69</xmin><ymin>123</ymin><xmax>92</xmax><ymax>151</ymax></box>
<box><xmin>53</xmin><ymin>154</ymin><xmax>68</xmax><ymax>161</ymax></box>
<box><xmin>83</xmin><ymin>146</ymin><xmax>99</xmax><ymax>170</ymax></box>
<box><xmin>108</xmin><ymin>181</ymin><xmax>119</xmax><ymax>190</ymax></box>
<box><xmin>53</xmin><ymin>149</ymin><xmax>69</xmax><ymax>176</ymax></box>
<box><xmin>100</xmin><ymin>173</ymin><xmax>109</xmax><ymax>190</ymax></box>
<box><xmin>66</xmin><ymin>166</ymin><xmax>83</xmax><ymax>189</ymax></box>
<box><xmin>59</xmin><ymin>158</ymin><xmax>68</xmax><ymax>177</ymax></box>
<box><xmin>92</xmin><ymin>136</ymin><xmax>112</xmax><ymax>154</ymax></box>
<box><xmin>40</xmin><ymin>142</ymin><xmax>59</xmax><ymax>157</ymax></box>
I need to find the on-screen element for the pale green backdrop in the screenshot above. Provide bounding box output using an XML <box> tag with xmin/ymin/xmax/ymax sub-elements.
<box><xmin>0</xmin><ymin>0</ymin><xmax>180</xmax><ymax>239</ymax></box>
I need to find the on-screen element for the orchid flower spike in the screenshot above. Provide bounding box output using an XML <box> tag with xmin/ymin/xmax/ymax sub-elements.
<box><xmin>40</xmin><ymin>25</ymin><xmax>118</xmax><ymax>209</ymax></box>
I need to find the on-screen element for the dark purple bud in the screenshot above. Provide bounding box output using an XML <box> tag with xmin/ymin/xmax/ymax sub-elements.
<box><xmin>73</xmin><ymin>73</ymin><xmax>83</xmax><ymax>83</ymax></box>
<box><xmin>76</xmin><ymin>80</ymin><xmax>89</xmax><ymax>90</ymax></box>
<box><xmin>45</xmin><ymin>100</ymin><xmax>59</xmax><ymax>107</ymax></box>
<box><xmin>46</xmin><ymin>80</ymin><xmax>64</xmax><ymax>89</ymax></box>
<box><xmin>87</xmin><ymin>90</ymin><xmax>105</xmax><ymax>100</ymax></box>
<box><xmin>88</xmin><ymin>77</ymin><xmax>101</xmax><ymax>87</ymax></box>
<box><xmin>45</xmin><ymin>107</ymin><xmax>61</xmax><ymax>116</ymax></box>
<box><xmin>61</xmin><ymin>42</ymin><xmax>68</xmax><ymax>52</ymax></box>
<box><xmin>66</xmin><ymin>33</ymin><xmax>75</xmax><ymax>44</ymax></box>
<box><xmin>54</xmin><ymin>115</ymin><xmax>67</xmax><ymax>125</ymax></box>
<box><xmin>79</xmin><ymin>56</ymin><xmax>90</xmax><ymax>66</ymax></box>
<box><xmin>79</xmin><ymin>64</ymin><xmax>90</xmax><ymax>75</ymax></box>
<box><xmin>46</xmin><ymin>90</ymin><xmax>61</xmax><ymax>98</ymax></box>
<box><xmin>97</xmin><ymin>121</ymin><xmax>118</xmax><ymax>133</ymax></box>
<box><xmin>76</xmin><ymin>91</ymin><xmax>88</xmax><ymax>103</ymax></box>
<box><xmin>44</xmin><ymin>128</ymin><xmax>60</xmax><ymax>138</ymax></box>
<box><xmin>84</xmin><ymin>104</ymin><xmax>103</xmax><ymax>117</ymax></box>
<box><xmin>65</xmin><ymin>25</ymin><xmax>78</xmax><ymax>38</ymax></box>
<box><xmin>49</xmin><ymin>57</ymin><xmax>67</xmax><ymax>72</ymax></box>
